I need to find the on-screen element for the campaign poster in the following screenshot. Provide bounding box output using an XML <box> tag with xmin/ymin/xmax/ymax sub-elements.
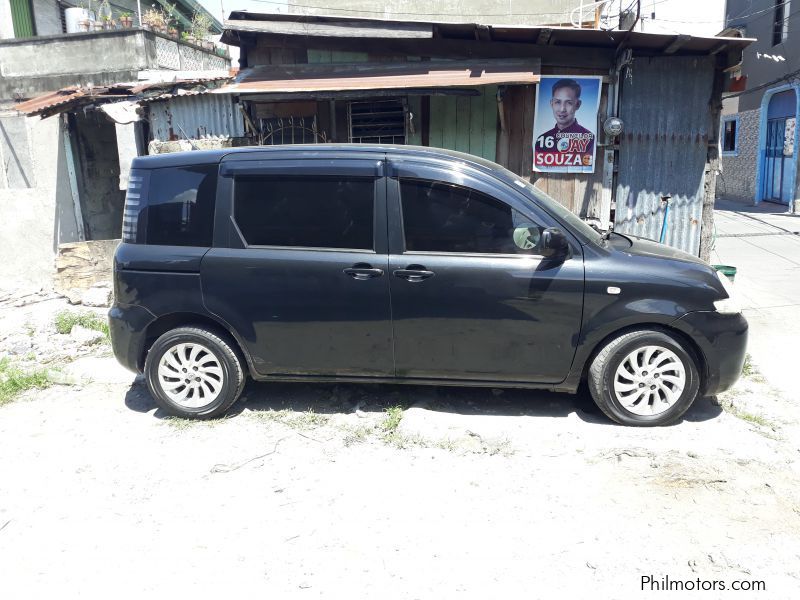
<box><xmin>532</xmin><ymin>75</ymin><xmax>602</xmax><ymax>174</ymax></box>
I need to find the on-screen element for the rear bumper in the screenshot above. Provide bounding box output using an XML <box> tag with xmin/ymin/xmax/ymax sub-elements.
<box><xmin>108</xmin><ymin>303</ymin><xmax>156</xmax><ymax>374</ymax></box>
<box><xmin>671</xmin><ymin>311</ymin><xmax>748</xmax><ymax>396</ymax></box>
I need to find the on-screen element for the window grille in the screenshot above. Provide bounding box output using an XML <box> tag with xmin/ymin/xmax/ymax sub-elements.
<box><xmin>772</xmin><ymin>0</ymin><xmax>791</xmax><ymax>46</ymax></box>
<box><xmin>259</xmin><ymin>116</ymin><xmax>325</xmax><ymax>145</ymax></box>
<box><xmin>348</xmin><ymin>99</ymin><xmax>407</xmax><ymax>144</ymax></box>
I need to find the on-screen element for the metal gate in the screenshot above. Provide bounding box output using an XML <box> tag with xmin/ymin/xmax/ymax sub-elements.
<box><xmin>762</xmin><ymin>89</ymin><xmax>796</xmax><ymax>205</ymax></box>
<box><xmin>763</xmin><ymin>117</ymin><xmax>791</xmax><ymax>203</ymax></box>
<box><xmin>614</xmin><ymin>56</ymin><xmax>714</xmax><ymax>255</ymax></box>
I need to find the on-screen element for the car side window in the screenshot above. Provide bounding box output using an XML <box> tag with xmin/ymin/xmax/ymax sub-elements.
<box><xmin>144</xmin><ymin>165</ymin><xmax>217</xmax><ymax>247</ymax></box>
<box><xmin>233</xmin><ymin>175</ymin><xmax>375</xmax><ymax>250</ymax></box>
<box><xmin>399</xmin><ymin>178</ymin><xmax>543</xmax><ymax>255</ymax></box>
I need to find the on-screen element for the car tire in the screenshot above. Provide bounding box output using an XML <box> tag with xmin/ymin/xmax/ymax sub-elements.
<box><xmin>587</xmin><ymin>329</ymin><xmax>701</xmax><ymax>426</ymax></box>
<box><xmin>144</xmin><ymin>326</ymin><xmax>245</xmax><ymax>419</ymax></box>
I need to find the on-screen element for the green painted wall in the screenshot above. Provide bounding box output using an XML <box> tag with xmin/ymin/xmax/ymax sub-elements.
<box><xmin>428</xmin><ymin>86</ymin><xmax>497</xmax><ymax>161</ymax></box>
<box><xmin>407</xmin><ymin>96</ymin><xmax>423</xmax><ymax>146</ymax></box>
<box><xmin>10</xmin><ymin>0</ymin><xmax>35</xmax><ymax>38</ymax></box>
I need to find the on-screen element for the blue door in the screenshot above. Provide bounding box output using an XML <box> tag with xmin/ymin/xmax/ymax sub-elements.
<box><xmin>763</xmin><ymin>118</ymin><xmax>792</xmax><ymax>204</ymax></box>
<box><xmin>762</xmin><ymin>90</ymin><xmax>797</xmax><ymax>205</ymax></box>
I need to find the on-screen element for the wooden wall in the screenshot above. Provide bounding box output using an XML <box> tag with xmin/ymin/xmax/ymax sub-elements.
<box><xmin>428</xmin><ymin>86</ymin><xmax>498</xmax><ymax>162</ymax></box>
<box><xmin>496</xmin><ymin>85</ymin><xmax>535</xmax><ymax>178</ymax></box>
<box><xmin>495</xmin><ymin>84</ymin><xmax>608</xmax><ymax>219</ymax></box>
<box><xmin>532</xmin><ymin>84</ymin><xmax>608</xmax><ymax>219</ymax></box>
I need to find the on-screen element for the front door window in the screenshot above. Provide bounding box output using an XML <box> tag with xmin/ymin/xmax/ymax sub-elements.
<box><xmin>400</xmin><ymin>179</ymin><xmax>545</xmax><ymax>255</ymax></box>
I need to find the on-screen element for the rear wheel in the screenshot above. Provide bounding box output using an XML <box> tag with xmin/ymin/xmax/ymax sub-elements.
<box><xmin>144</xmin><ymin>326</ymin><xmax>245</xmax><ymax>419</ymax></box>
<box><xmin>587</xmin><ymin>329</ymin><xmax>700</xmax><ymax>426</ymax></box>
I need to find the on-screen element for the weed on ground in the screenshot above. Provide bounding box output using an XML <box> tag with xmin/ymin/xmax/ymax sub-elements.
<box><xmin>0</xmin><ymin>357</ymin><xmax>52</xmax><ymax>407</ymax></box>
<box><xmin>54</xmin><ymin>310</ymin><xmax>110</xmax><ymax>338</ymax></box>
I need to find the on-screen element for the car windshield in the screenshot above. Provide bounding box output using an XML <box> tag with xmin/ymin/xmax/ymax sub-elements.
<box><xmin>507</xmin><ymin>176</ymin><xmax>604</xmax><ymax>245</ymax></box>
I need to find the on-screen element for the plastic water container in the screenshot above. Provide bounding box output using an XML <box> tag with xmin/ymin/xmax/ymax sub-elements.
<box><xmin>712</xmin><ymin>265</ymin><xmax>737</xmax><ymax>282</ymax></box>
<box><xmin>65</xmin><ymin>7</ymin><xmax>92</xmax><ymax>33</ymax></box>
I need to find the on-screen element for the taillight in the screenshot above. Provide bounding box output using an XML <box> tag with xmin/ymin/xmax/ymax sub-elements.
<box><xmin>122</xmin><ymin>170</ymin><xmax>144</xmax><ymax>243</ymax></box>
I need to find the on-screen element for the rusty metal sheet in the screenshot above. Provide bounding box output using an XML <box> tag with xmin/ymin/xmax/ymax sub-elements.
<box><xmin>14</xmin><ymin>87</ymin><xmax>91</xmax><ymax>115</ymax></box>
<box><xmin>148</xmin><ymin>94</ymin><xmax>244</xmax><ymax>141</ymax></box>
<box><xmin>14</xmin><ymin>77</ymin><xmax>232</xmax><ymax>117</ymax></box>
<box><xmin>614</xmin><ymin>56</ymin><xmax>715</xmax><ymax>255</ymax></box>
<box><xmin>215</xmin><ymin>59</ymin><xmax>541</xmax><ymax>94</ymax></box>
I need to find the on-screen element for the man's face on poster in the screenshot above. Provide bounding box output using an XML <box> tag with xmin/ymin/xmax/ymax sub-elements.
<box><xmin>550</xmin><ymin>86</ymin><xmax>581</xmax><ymax>128</ymax></box>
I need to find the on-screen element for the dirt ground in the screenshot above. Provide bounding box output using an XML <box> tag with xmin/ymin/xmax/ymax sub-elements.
<box><xmin>1</xmin><ymin>296</ymin><xmax>799</xmax><ymax>599</ymax></box>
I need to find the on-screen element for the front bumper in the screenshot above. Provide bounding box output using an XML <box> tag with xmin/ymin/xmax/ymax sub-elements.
<box><xmin>108</xmin><ymin>303</ymin><xmax>156</xmax><ymax>374</ymax></box>
<box><xmin>671</xmin><ymin>311</ymin><xmax>749</xmax><ymax>396</ymax></box>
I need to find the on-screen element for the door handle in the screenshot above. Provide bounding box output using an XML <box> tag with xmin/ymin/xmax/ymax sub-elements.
<box><xmin>343</xmin><ymin>265</ymin><xmax>384</xmax><ymax>281</ymax></box>
<box><xmin>393</xmin><ymin>267</ymin><xmax>435</xmax><ymax>282</ymax></box>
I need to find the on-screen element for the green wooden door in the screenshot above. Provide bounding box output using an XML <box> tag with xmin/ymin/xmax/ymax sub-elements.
<box><xmin>10</xmin><ymin>0</ymin><xmax>36</xmax><ymax>38</ymax></box>
<box><xmin>428</xmin><ymin>86</ymin><xmax>498</xmax><ymax>161</ymax></box>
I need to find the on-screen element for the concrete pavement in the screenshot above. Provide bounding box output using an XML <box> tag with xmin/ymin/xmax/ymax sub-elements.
<box><xmin>711</xmin><ymin>197</ymin><xmax>800</xmax><ymax>398</ymax></box>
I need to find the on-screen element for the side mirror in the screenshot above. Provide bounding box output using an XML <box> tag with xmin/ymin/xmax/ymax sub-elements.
<box><xmin>540</xmin><ymin>227</ymin><xmax>570</xmax><ymax>259</ymax></box>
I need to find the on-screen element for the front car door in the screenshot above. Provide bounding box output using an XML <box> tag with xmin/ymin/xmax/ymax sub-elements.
<box><xmin>386</xmin><ymin>158</ymin><xmax>584</xmax><ymax>383</ymax></box>
<box><xmin>201</xmin><ymin>154</ymin><xmax>394</xmax><ymax>378</ymax></box>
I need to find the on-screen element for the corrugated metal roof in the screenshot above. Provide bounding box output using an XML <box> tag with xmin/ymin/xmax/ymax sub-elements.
<box><xmin>14</xmin><ymin>77</ymin><xmax>232</xmax><ymax>117</ymax></box>
<box><xmin>149</xmin><ymin>93</ymin><xmax>245</xmax><ymax>141</ymax></box>
<box><xmin>215</xmin><ymin>59</ymin><xmax>540</xmax><ymax>94</ymax></box>
<box><xmin>223</xmin><ymin>11</ymin><xmax>754</xmax><ymax>55</ymax></box>
<box><xmin>14</xmin><ymin>86</ymin><xmax>126</xmax><ymax>116</ymax></box>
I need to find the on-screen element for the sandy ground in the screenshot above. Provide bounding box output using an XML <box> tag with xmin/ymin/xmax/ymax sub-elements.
<box><xmin>1</xmin><ymin>297</ymin><xmax>799</xmax><ymax>599</ymax></box>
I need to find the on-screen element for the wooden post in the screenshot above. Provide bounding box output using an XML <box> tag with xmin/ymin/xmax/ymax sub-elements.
<box><xmin>699</xmin><ymin>58</ymin><xmax>726</xmax><ymax>262</ymax></box>
<box><xmin>61</xmin><ymin>115</ymin><xmax>85</xmax><ymax>242</ymax></box>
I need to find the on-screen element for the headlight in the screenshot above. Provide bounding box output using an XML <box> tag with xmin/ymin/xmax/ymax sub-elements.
<box><xmin>713</xmin><ymin>271</ymin><xmax>741</xmax><ymax>314</ymax></box>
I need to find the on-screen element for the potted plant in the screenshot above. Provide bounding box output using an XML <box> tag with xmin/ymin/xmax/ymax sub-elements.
<box><xmin>190</xmin><ymin>10</ymin><xmax>213</xmax><ymax>49</ymax></box>
<box><xmin>72</xmin><ymin>0</ymin><xmax>95</xmax><ymax>32</ymax></box>
<box><xmin>163</xmin><ymin>2</ymin><xmax>179</xmax><ymax>38</ymax></box>
<box><xmin>142</xmin><ymin>7</ymin><xmax>165</xmax><ymax>32</ymax></box>
<box><xmin>119</xmin><ymin>12</ymin><xmax>133</xmax><ymax>28</ymax></box>
<box><xmin>95</xmin><ymin>0</ymin><xmax>112</xmax><ymax>29</ymax></box>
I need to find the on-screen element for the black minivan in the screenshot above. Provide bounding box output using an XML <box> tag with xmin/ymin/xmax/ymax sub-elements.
<box><xmin>110</xmin><ymin>145</ymin><xmax>747</xmax><ymax>426</ymax></box>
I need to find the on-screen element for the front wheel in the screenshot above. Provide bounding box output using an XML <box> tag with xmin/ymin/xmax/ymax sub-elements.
<box><xmin>144</xmin><ymin>326</ymin><xmax>245</xmax><ymax>419</ymax></box>
<box><xmin>587</xmin><ymin>329</ymin><xmax>701</xmax><ymax>426</ymax></box>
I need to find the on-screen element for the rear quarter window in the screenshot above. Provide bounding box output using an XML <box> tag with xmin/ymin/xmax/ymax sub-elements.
<box><xmin>140</xmin><ymin>165</ymin><xmax>217</xmax><ymax>247</ymax></box>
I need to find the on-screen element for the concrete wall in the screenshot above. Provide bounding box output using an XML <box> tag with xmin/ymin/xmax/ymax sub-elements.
<box><xmin>0</xmin><ymin>114</ymin><xmax>80</xmax><ymax>291</ymax></box>
<box><xmin>632</xmin><ymin>0</ymin><xmax>725</xmax><ymax>36</ymax></box>
<box><xmin>718</xmin><ymin>106</ymin><xmax>760</xmax><ymax>202</ymax></box>
<box><xmin>282</xmin><ymin>0</ymin><xmax>725</xmax><ymax>31</ymax></box>
<box><xmin>727</xmin><ymin>0</ymin><xmax>800</xmax><ymax>113</ymax></box>
<box><xmin>284</xmin><ymin>0</ymin><xmax>579</xmax><ymax>26</ymax></box>
<box><xmin>0</xmin><ymin>28</ymin><xmax>229</xmax><ymax>100</ymax></box>
<box><xmin>0</xmin><ymin>0</ymin><xmax>15</xmax><ymax>39</ymax></box>
<box><xmin>0</xmin><ymin>29</ymin><xmax>154</xmax><ymax>99</ymax></box>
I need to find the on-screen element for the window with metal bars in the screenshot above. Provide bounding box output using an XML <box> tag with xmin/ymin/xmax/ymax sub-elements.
<box><xmin>59</xmin><ymin>1</ymin><xmax>67</xmax><ymax>34</ymax></box>
<box><xmin>722</xmin><ymin>118</ymin><xmax>738</xmax><ymax>154</ymax></box>
<box><xmin>773</xmin><ymin>0</ymin><xmax>791</xmax><ymax>46</ymax></box>
<box><xmin>348</xmin><ymin>99</ymin><xmax>407</xmax><ymax>145</ymax></box>
<box><xmin>259</xmin><ymin>116</ymin><xmax>324</xmax><ymax>145</ymax></box>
